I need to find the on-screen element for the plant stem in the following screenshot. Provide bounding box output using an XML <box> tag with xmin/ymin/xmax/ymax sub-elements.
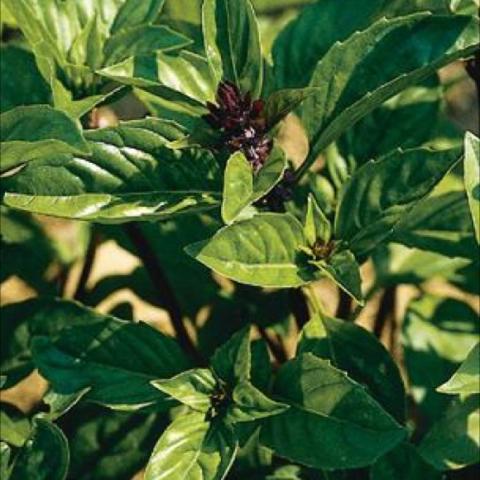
<box><xmin>257</xmin><ymin>325</ymin><xmax>288</xmax><ymax>365</ymax></box>
<box><xmin>288</xmin><ymin>288</ymin><xmax>310</xmax><ymax>329</ymax></box>
<box><xmin>73</xmin><ymin>231</ymin><xmax>99</xmax><ymax>302</ymax></box>
<box><xmin>336</xmin><ymin>289</ymin><xmax>352</xmax><ymax>320</ymax></box>
<box><xmin>373</xmin><ymin>286</ymin><xmax>396</xmax><ymax>339</ymax></box>
<box><xmin>124</xmin><ymin>222</ymin><xmax>205</xmax><ymax>365</ymax></box>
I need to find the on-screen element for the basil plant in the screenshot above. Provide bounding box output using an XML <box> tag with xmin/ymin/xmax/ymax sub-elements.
<box><xmin>0</xmin><ymin>0</ymin><xmax>479</xmax><ymax>479</ymax></box>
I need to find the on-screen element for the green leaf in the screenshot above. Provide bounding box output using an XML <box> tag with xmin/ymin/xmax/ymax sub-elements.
<box><xmin>9</xmin><ymin>419</ymin><xmax>69</xmax><ymax>480</ymax></box>
<box><xmin>211</xmin><ymin>326</ymin><xmax>251</xmax><ymax>385</ymax></box>
<box><xmin>203</xmin><ymin>0</ymin><xmax>263</xmax><ymax>97</ymax></box>
<box><xmin>66</xmin><ymin>405</ymin><xmax>165</xmax><ymax>480</ymax></box>
<box><xmin>311</xmin><ymin>250</ymin><xmax>363</xmax><ymax>304</ymax></box>
<box><xmin>186</xmin><ymin>213</ymin><xmax>318</xmax><ymax>288</ymax></box>
<box><xmin>0</xmin><ymin>105</ymin><xmax>90</xmax><ymax>173</ymax></box>
<box><xmin>300</xmin><ymin>14</ymin><xmax>479</xmax><ymax>164</ymax></box>
<box><xmin>373</xmin><ymin>243</ymin><xmax>471</xmax><ymax>286</ymax></box>
<box><xmin>438</xmin><ymin>343</ymin><xmax>480</xmax><ymax>395</ymax></box>
<box><xmin>152</xmin><ymin>369</ymin><xmax>217</xmax><ymax>412</ymax></box>
<box><xmin>0</xmin><ymin>442</ymin><xmax>11</xmax><ymax>480</ymax></box>
<box><xmin>401</xmin><ymin>294</ymin><xmax>479</xmax><ymax>426</ymax></box>
<box><xmin>104</xmin><ymin>25</ymin><xmax>192</xmax><ymax>65</ymax></box>
<box><xmin>145</xmin><ymin>412</ymin><xmax>238</xmax><ymax>480</ymax></box>
<box><xmin>0</xmin><ymin>46</ymin><xmax>50</xmax><ymax>113</ymax></box>
<box><xmin>335</xmin><ymin>147</ymin><xmax>461</xmax><ymax>257</ymax></box>
<box><xmin>337</xmin><ymin>76</ymin><xmax>444</xmax><ymax>167</ymax></box>
<box><xmin>0</xmin><ymin>404</ymin><xmax>31</xmax><ymax>447</ymax></box>
<box><xmin>222</xmin><ymin>152</ymin><xmax>254</xmax><ymax>224</ymax></box>
<box><xmin>464</xmin><ymin>132</ymin><xmax>480</xmax><ymax>244</ymax></box>
<box><xmin>390</xmin><ymin>191</ymin><xmax>477</xmax><ymax>259</ymax></box>
<box><xmin>221</xmin><ymin>147</ymin><xmax>287</xmax><ymax>224</ymax></box>
<box><xmin>371</xmin><ymin>443</ymin><xmax>443</xmax><ymax>480</ymax></box>
<box><xmin>31</xmin><ymin>314</ymin><xmax>192</xmax><ymax>410</ymax></box>
<box><xmin>1</xmin><ymin>118</ymin><xmax>222</xmax><ymax>223</ymax></box>
<box><xmin>260</xmin><ymin>353</ymin><xmax>406</xmax><ymax>470</ymax></box>
<box><xmin>1</xmin><ymin>298</ymin><xmax>103</xmax><ymax>389</ymax></box>
<box><xmin>298</xmin><ymin>315</ymin><xmax>406</xmax><ymax>423</ymax></box>
<box><xmin>228</xmin><ymin>381</ymin><xmax>289</xmax><ymax>423</ymax></box>
<box><xmin>264</xmin><ymin>89</ymin><xmax>316</xmax><ymax>129</ymax></box>
<box><xmin>304</xmin><ymin>194</ymin><xmax>331</xmax><ymax>246</ymax></box>
<box><xmin>419</xmin><ymin>395</ymin><xmax>480</xmax><ymax>470</ymax></box>
<box><xmin>110</xmin><ymin>0</ymin><xmax>166</xmax><ymax>34</ymax></box>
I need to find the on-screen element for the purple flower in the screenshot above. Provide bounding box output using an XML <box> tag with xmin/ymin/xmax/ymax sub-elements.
<box><xmin>203</xmin><ymin>81</ymin><xmax>272</xmax><ymax>171</ymax></box>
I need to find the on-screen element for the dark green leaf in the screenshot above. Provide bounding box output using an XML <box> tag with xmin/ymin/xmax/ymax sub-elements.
<box><xmin>261</xmin><ymin>354</ymin><xmax>406</xmax><ymax>470</ymax></box>
<box><xmin>0</xmin><ymin>105</ymin><xmax>90</xmax><ymax>173</ymax></box>
<box><xmin>1</xmin><ymin>298</ymin><xmax>103</xmax><ymax>389</ymax></box>
<box><xmin>0</xmin><ymin>442</ymin><xmax>11</xmax><ymax>480</ymax></box>
<box><xmin>298</xmin><ymin>315</ymin><xmax>406</xmax><ymax>423</ymax></box>
<box><xmin>371</xmin><ymin>443</ymin><xmax>443</xmax><ymax>480</ymax></box>
<box><xmin>145</xmin><ymin>412</ymin><xmax>238</xmax><ymax>480</ymax></box>
<box><xmin>32</xmin><ymin>314</ymin><xmax>192</xmax><ymax>410</ymax></box>
<box><xmin>419</xmin><ymin>395</ymin><xmax>480</xmax><ymax>470</ymax></box>
<box><xmin>211</xmin><ymin>326</ymin><xmax>251</xmax><ymax>385</ymax></box>
<box><xmin>152</xmin><ymin>369</ymin><xmax>217</xmax><ymax>412</ymax></box>
<box><xmin>264</xmin><ymin>89</ymin><xmax>316</xmax><ymax>129</ymax></box>
<box><xmin>203</xmin><ymin>0</ymin><xmax>263</xmax><ymax>96</ymax></box>
<box><xmin>311</xmin><ymin>250</ymin><xmax>363</xmax><ymax>304</ymax></box>
<box><xmin>0</xmin><ymin>46</ymin><xmax>50</xmax><ymax>113</ymax></box>
<box><xmin>110</xmin><ymin>0</ymin><xmax>166</xmax><ymax>33</ymax></box>
<box><xmin>301</xmin><ymin>14</ymin><xmax>478</xmax><ymax>163</ymax></box>
<box><xmin>391</xmin><ymin>191</ymin><xmax>477</xmax><ymax>259</ymax></box>
<box><xmin>335</xmin><ymin>147</ymin><xmax>461</xmax><ymax>257</ymax></box>
<box><xmin>9</xmin><ymin>419</ymin><xmax>69</xmax><ymax>480</ymax></box>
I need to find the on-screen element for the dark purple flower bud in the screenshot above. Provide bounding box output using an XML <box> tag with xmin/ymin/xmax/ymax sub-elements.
<box><xmin>203</xmin><ymin>81</ymin><xmax>273</xmax><ymax>171</ymax></box>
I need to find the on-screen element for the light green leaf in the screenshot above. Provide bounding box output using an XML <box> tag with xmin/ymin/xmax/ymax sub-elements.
<box><xmin>0</xmin><ymin>404</ymin><xmax>31</xmax><ymax>447</ymax></box>
<box><xmin>99</xmin><ymin>50</ymin><xmax>217</xmax><ymax>105</ymax></box>
<box><xmin>1</xmin><ymin>118</ymin><xmax>222</xmax><ymax>223</ymax></box>
<box><xmin>464</xmin><ymin>132</ymin><xmax>480</xmax><ymax>244</ymax></box>
<box><xmin>298</xmin><ymin>315</ymin><xmax>406</xmax><ymax>423</ymax></box>
<box><xmin>203</xmin><ymin>0</ymin><xmax>263</xmax><ymax>97</ymax></box>
<box><xmin>419</xmin><ymin>395</ymin><xmax>480</xmax><ymax>470</ymax></box>
<box><xmin>260</xmin><ymin>354</ymin><xmax>406</xmax><ymax>470</ymax></box>
<box><xmin>0</xmin><ymin>442</ymin><xmax>11</xmax><ymax>480</ymax></box>
<box><xmin>304</xmin><ymin>194</ymin><xmax>331</xmax><ymax>246</ymax></box>
<box><xmin>371</xmin><ymin>443</ymin><xmax>443</xmax><ymax>480</ymax></box>
<box><xmin>300</xmin><ymin>14</ymin><xmax>479</xmax><ymax>167</ymax></box>
<box><xmin>211</xmin><ymin>326</ymin><xmax>251</xmax><ymax>385</ymax></box>
<box><xmin>0</xmin><ymin>46</ymin><xmax>51</xmax><ymax>113</ymax></box>
<box><xmin>438</xmin><ymin>343</ymin><xmax>480</xmax><ymax>395</ymax></box>
<box><xmin>312</xmin><ymin>249</ymin><xmax>363</xmax><ymax>304</ymax></box>
<box><xmin>390</xmin><ymin>191</ymin><xmax>477</xmax><ymax>259</ymax></box>
<box><xmin>221</xmin><ymin>146</ymin><xmax>287</xmax><ymax>224</ymax></box>
<box><xmin>145</xmin><ymin>412</ymin><xmax>237</xmax><ymax>480</ymax></box>
<box><xmin>228</xmin><ymin>381</ymin><xmax>289</xmax><ymax>423</ymax></box>
<box><xmin>31</xmin><ymin>315</ymin><xmax>192</xmax><ymax>410</ymax></box>
<box><xmin>222</xmin><ymin>152</ymin><xmax>254</xmax><ymax>224</ymax></box>
<box><xmin>9</xmin><ymin>419</ymin><xmax>69</xmax><ymax>480</ymax></box>
<box><xmin>0</xmin><ymin>105</ymin><xmax>90</xmax><ymax>173</ymax></box>
<box><xmin>401</xmin><ymin>294</ymin><xmax>479</xmax><ymax>426</ymax></box>
<box><xmin>152</xmin><ymin>369</ymin><xmax>217</xmax><ymax>412</ymax></box>
<box><xmin>335</xmin><ymin>147</ymin><xmax>461</xmax><ymax>257</ymax></box>
<box><xmin>186</xmin><ymin>213</ymin><xmax>318</xmax><ymax>288</ymax></box>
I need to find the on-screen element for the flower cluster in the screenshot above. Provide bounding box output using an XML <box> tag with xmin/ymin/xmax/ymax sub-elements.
<box><xmin>203</xmin><ymin>81</ymin><xmax>272</xmax><ymax>172</ymax></box>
